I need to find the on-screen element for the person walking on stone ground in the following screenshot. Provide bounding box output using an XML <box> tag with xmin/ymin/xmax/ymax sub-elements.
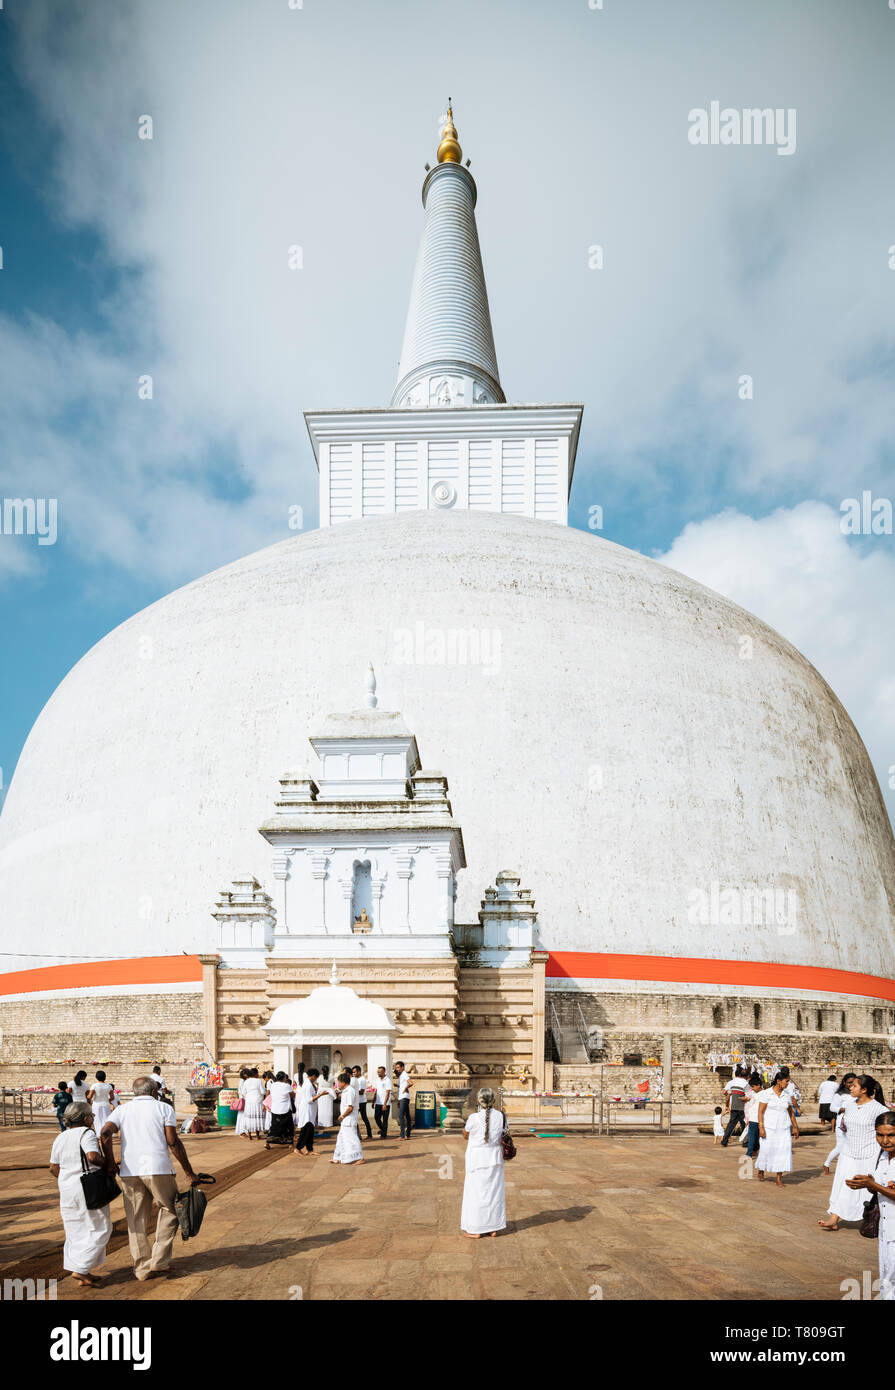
<box><xmin>265</xmin><ymin>1072</ymin><xmax>296</xmax><ymax>1148</ymax></box>
<box><xmin>86</xmin><ymin>1071</ymin><xmax>115</xmax><ymax>1128</ymax></box>
<box><xmin>817</xmin><ymin>1073</ymin><xmax>839</xmax><ymax>1128</ymax></box>
<box><xmin>352</xmin><ymin>1064</ymin><xmax>373</xmax><ymax>1140</ymax></box>
<box><xmin>241</xmin><ymin>1068</ymin><xmax>266</xmax><ymax>1140</ymax></box>
<box><xmin>71</xmin><ymin>1070</ymin><xmax>89</xmax><ymax>1102</ymax></box>
<box><xmin>845</xmin><ymin>1110</ymin><xmax>895</xmax><ymax>1299</ymax></box>
<box><xmin>741</xmin><ymin>1073</ymin><xmax>764</xmax><ymax>1161</ymax></box>
<box><xmin>294</xmin><ymin>1067</ymin><xmax>321</xmax><ymax>1155</ymax></box>
<box><xmin>49</xmin><ymin>1100</ymin><xmax>114</xmax><ymax>1290</ymax></box>
<box><xmin>373</xmin><ymin>1065</ymin><xmax>391</xmax><ymax>1138</ymax></box>
<box><xmin>316</xmin><ymin>1071</ymin><xmax>336</xmax><ymax>1129</ymax></box>
<box><xmin>461</xmin><ymin>1087</ymin><xmax>507</xmax><ymax>1239</ymax></box>
<box><xmin>823</xmin><ymin>1073</ymin><xmax>857</xmax><ymax>1174</ymax></box>
<box><xmin>756</xmin><ymin>1066</ymin><xmax>799</xmax><ymax>1186</ymax></box>
<box><xmin>395</xmin><ymin>1060</ymin><xmax>412</xmax><ymax>1141</ymax></box>
<box><xmin>100</xmin><ymin>1075</ymin><xmax>201</xmax><ymax>1281</ymax></box>
<box><xmin>719</xmin><ymin>1065</ymin><xmax>749</xmax><ymax>1146</ymax></box>
<box><xmin>261</xmin><ymin>1071</ymin><xmax>274</xmax><ymax>1132</ymax></box>
<box><xmin>331</xmin><ymin>1071</ymin><xmax>365</xmax><ymax>1165</ymax></box>
<box><xmin>712</xmin><ymin>1106</ymin><xmax>725</xmax><ymax>1145</ymax></box>
<box><xmin>819</xmin><ymin>1074</ymin><xmax>889</xmax><ymax>1230</ymax></box>
<box><xmin>235</xmin><ymin>1068</ymin><xmax>251</xmax><ymax>1138</ymax></box>
<box><xmin>52</xmin><ymin>1081</ymin><xmax>73</xmax><ymax>1132</ymax></box>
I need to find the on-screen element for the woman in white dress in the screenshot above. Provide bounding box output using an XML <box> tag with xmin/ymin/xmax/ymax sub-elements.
<box><xmin>261</xmin><ymin>1072</ymin><xmax>273</xmax><ymax>1131</ymax></box>
<box><xmin>845</xmin><ymin>1110</ymin><xmax>895</xmax><ymax>1298</ymax></box>
<box><xmin>331</xmin><ymin>1072</ymin><xmax>365</xmax><ymax>1165</ymax></box>
<box><xmin>316</xmin><ymin>1074</ymin><xmax>336</xmax><ymax>1129</ymax></box>
<box><xmin>235</xmin><ymin>1068</ymin><xmax>250</xmax><ymax>1136</ymax></box>
<box><xmin>48</xmin><ymin>1100</ymin><xmax>113</xmax><ymax>1289</ymax></box>
<box><xmin>461</xmin><ymin>1087</ymin><xmax>507</xmax><ymax>1237</ymax></box>
<box><xmin>241</xmin><ymin>1069</ymin><xmax>266</xmax><ymax>1140</ymax></box>
<box><xmin>86</xmin><ymin>1071</ymin><xmax>114</xmax><ymax>1129</ymax></box>
<box><xmin>823</xmin><ymin>1073</ymin><xmax>857</xmax><ymax>1174</ymax></box>
<box><xmin>70</xmin><ymin>1071</ymin><xmax>89</xmax><ymax>1102</ymax></box>
<box><xmin>756</xmin><ymin>1068</ymin><xmax>799</xmax><ymax>1186</ymax></box>
<box><xmin>820</xmin><ymin>1074</ymin><xmax>889</xmax><ymax>1229</ymax></box>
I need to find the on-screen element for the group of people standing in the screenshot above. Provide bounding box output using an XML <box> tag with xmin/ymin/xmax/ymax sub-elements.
<box><xmin>715</xmin><ymin>1065</ymin><xmax>895</xmax><ymax>1298</ymax></box>
<box><xmin>715</xmin><ymin>1065</ymin><xmax>802</xmax><ymax>1180</ymax></box>
<box><xmin>234</xmin><ymin>1060</ymin><xmax>415</xmax><ymax>1157</ymax></box>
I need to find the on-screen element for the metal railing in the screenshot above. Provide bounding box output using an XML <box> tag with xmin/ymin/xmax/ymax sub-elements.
<box><xmin>549</xmin><ymin>1001</ymin><xmax>563</xmax><ymax>1061</ymax></box>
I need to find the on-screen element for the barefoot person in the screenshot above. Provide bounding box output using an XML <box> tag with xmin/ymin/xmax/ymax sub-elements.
<box><xmin>49</xmin><ymin>1100</ymin><xmax>114</xmax><ymax>1289</ymax></box>
<box><xmin>845</xmin><ymin>1110</ymin><xmax>895</xmax><ymax>1299</ymax></box>
<box><xmin>819</xmin><ymin>1074</ymin><xmax>888</xmax><ymax>1230</ymax></box>
<box><xmin>461</xmin><ymin>1087</ymin><xmax>507</xmax><ymax>1238</ymax></box>
<box><xmin>756</xmin><ymin>1067</ymin><xmax>799</xmax><ymax>1187</ymax></box>
<box><xmin>331</xmin><ymin>1071</ymin><xmax>365</xmax><ymax>1165</ymax></box>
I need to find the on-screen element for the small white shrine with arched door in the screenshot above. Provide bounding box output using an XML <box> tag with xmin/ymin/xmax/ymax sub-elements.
<box><xmin>263</xmin><ymin>962</ymin><xmax>397</xmax><ymax>1081</ymax></box>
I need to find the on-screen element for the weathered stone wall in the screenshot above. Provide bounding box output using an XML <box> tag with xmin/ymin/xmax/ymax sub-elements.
<box><xmin>0</xmin><ymin>990</ymin><xmax>204</xmax><ymax>1100</ymax></box>
<box><xmin>458</xmin><ymin>965</ymin><xmax>542</xmax><ymax>1085</ymax></box>
<box><xmin>548</xmin><ymin>988</ymin><xmax>895</xmax><ymax>1059</ymax></box>
<box><xmin>556</xmin><ymin>1058</ymin><xmax>895</xmax><ymax>1107</ymax></box>
<box><xmin>215</xmin><ymin>960</ymin><xmax>462</xmax><ymax>1084</ymax></box>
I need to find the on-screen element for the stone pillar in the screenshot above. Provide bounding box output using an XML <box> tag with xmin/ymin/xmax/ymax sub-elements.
<box><xmin>198</xmin><ymin>953</ymin><xmax>220</xmax><ymax>1061</ymax></box>
<box><xmin>271</xmin><ymin>852</ymin><xmax>291</xmax><ymax>931</ymax></box>
<box><xmin>531</xmin><ymin>950</ymin><xmax>548</xmax><ymax>1091</ymax></box>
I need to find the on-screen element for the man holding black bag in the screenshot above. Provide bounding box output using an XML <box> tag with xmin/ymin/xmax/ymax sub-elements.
<box><xmin>100</xmin><ymin>1075</ymin><xmax>201</xmax><ymax>1282</ymax></box>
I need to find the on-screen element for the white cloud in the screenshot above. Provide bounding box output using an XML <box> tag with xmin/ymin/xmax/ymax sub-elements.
<box><xmin>3</xmin><ymin>0</ymin><xmax>894</xmax><ymax>591</ymax></box>
<box><xmin>659</xmin><ymin>501</ymin><xmax>895</xmax><ymax>822</ymax></box>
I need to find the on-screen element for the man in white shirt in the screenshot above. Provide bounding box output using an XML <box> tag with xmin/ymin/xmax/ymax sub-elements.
<box><xmin>373</xmin><ymin>1066</ymin><xmax>391</xmax><ymax>1138</ymax></box>
<box><xmin>395</xmin><ymin>1061</ymin><xmax>413</xmax><ymax>1142</ymax></box>
<box><xmin>100</xmin><ymin>1075</ymin><xmax>200</xmax><ymax>1281</ymax></box>
<box><xmin>352</xmin><ymin>1065</ymin><xmax>372</xmax><ymax>1140</ymax></box>
<box><xmin>151</xmin><ymin>1066</ymin><xmax>171</xmax><ymax>1103</ymax></box>
<box><xmin>818</xmin><ymin>1074</ymin><xmax>839</xmax><ymax>1125</ymax></box>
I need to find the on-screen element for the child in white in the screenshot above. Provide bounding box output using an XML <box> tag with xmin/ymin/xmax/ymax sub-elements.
<box><xmin>712</xmin><ymin>1107</ymin><xmax>725</xmax><ymax>1144</ymax></box>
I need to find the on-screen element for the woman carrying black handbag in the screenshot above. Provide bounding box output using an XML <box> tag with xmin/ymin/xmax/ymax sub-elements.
<box><xmin>48</xmin><ymin>1100</ymin><xmax>117</xmax><ymax>1289</ymax></box>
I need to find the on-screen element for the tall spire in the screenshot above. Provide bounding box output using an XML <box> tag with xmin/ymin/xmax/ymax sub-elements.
<box><xmin>391</xmin><ymin>102</ymin><xmax>504</xmax><ymax>409</ymax></box>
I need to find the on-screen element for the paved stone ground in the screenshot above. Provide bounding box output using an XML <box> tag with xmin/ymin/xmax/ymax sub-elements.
<box><xmin>0</xmin><ymin>1123</ymin><xmax>879</xmax><ymax>1301</ymax></box>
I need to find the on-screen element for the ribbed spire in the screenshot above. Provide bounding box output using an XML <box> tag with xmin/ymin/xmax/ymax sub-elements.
<box><xmin>391</xmin><ymin>105</ymin><xmax>504</xmax><ymax>409</ymax></box>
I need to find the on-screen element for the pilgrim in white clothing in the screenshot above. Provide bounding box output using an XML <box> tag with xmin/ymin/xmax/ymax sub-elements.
<box><xmin>756</xmin><ymin>1086</ymin><xmax>795</xmax><ymax>1174</ymax></box>
<box><xmin>827</xmin><ymin>1098</ymin><xmax>890</xmax><ymax>1222</ymax></box>
<box><xmin>240</xmin><ymin>1075</ymin><xmax>266</xmax><ymax>1136</ymax></box>
<box><xmin>461</xmin><ymin>1103</ymin><xmax>507</xmax><ymax>1236</ymax></box>
<box><xmin>89</xmin><ymin>1080</ymin><xmax>114</xmax><ymax>1129</ymax></box>
<box><xmin>316</xmin><ymin>1080</ymin><xmax>336</xmax><ymax>1128</ymax></box>
<box><xmin>332</xmin><ymin>1085</ymin><xmax>364</xmax><ymax>1164</ymax></box>
<box><xmin>876</xmin><ymin>1150</ymin><xmax>895</xmax><ymax>1299</ymax></box>
<box><xmin>50</xmin><ymin>1126</ymin><xmax>113</xmax><ymax>1277</ymax></box>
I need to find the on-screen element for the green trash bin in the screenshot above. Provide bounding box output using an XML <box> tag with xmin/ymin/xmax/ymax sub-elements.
<box><xmin>439</xmin><ymin>1101</ymin><xmax>448</xmax><ymax>1128</ymax></box>
<box><xmin>217</xmin><ymin>1086</ymin><xmax>238</xmax><ymax>1128</ymax></box>
<box><xmin>414</xmin><ymin>1090</ymin><xmax>436</xmax><ymax>1129</ymax></box>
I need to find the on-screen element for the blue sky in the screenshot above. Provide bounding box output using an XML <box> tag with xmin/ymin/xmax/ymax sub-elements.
<box><xmin>1</xmin><ymin>0</ymin><xmax>894</xmax><ymax>824</ymax></box>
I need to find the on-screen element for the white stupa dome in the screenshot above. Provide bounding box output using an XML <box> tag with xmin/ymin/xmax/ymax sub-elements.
<box><xmin>1</xmin><ymin>507</ymin><xmax>893</xmax><ymax>986</ymax></box>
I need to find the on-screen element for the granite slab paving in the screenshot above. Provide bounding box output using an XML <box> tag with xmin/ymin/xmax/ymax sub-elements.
<box><xmin>0</xmin><ymin>1125</ymin><xmax>882</xmax><ymax>1301</ymax></box>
